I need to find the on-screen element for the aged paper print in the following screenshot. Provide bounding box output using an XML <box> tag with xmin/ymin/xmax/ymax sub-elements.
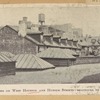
<box><xmin>0</xmin><ymin>3</ymin><xmax>100</xmax><ymax>95</ymax></box>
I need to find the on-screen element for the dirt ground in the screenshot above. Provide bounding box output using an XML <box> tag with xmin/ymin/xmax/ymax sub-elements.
<box><xmin>0</xmin><ymin>63</ymin><xmax>100</xmax><ymax>84</ymax></box>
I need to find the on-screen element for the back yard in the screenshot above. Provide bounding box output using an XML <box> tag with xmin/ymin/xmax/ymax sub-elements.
<box><xmin>0</xmin><ymin>63</ymin><xmax>100</xmax><ymax>84</ymax></box>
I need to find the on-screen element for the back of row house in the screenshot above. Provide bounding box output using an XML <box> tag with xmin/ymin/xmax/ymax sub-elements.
<box><xmin>0</xmin><ymin>17</ymin><xmax>82</xmax><ymax>55</ymax></box>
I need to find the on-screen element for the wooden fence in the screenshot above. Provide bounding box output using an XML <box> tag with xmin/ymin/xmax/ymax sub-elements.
<box><xmin>42</xmin><ymin>58</ymin><xmax>76</xmax><ymax>67</ymax></box>
<box><xmin>75</xmin><ymin>56</ymin><xmax>100</xmax><ymax>65</ymax></box>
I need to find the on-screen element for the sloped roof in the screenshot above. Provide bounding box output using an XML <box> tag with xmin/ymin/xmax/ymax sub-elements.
<box><xmin>61</xmin><ymin>36</ymin><xmax>78</xmax><ymax>49</ymax></box>
<box><xmin>73</xmin><ymin>38</ymin><xmax>78</xmax><ymax>42</ymax></box>
<box><xmin>60</xmin><ymin>43</ymin><xmax>72</xmax><ymax>49</ymax></box>
<box><xmin>94</xmin><ymin>42</ymin><xmax>100</xmax><ymax>46</ymax></box>
<box><xmin>8</xmin><ymin>25</ymin><xmax>19</xmax><ymax>32</ymax></box>
<box><xmin>53</xmin><ymin>41</ymin><xmax>60</xmax><ymax>47</ymax></box>
<box><xmin>79</xmin><ymin>41</ymin><xmax>92</xmax><ymax>47</ymax></box>
<box><xmin>5</xmin><ymin>25</ymin><xmax>42</xmax><ymax>35</ymax></box>
<box><xmin>61</xmin><ymin>37</ymin><xmax>67</xmax><ymax>39</ymax></box>
<box><xmin>36</xmin><ymin>48</ymin><xmax>76</xmax><ymax>59</ymax></box>
<box><xmin>44</xmin><ymin>40</ymin><xmax>74</xmax><ymax>49</ymax></box>
<box><xmin>13</xmin><ymin>54</ymin><xmax>55</xmax><ymax>69</ymax></box>
<box><xmin>7</xmin><ymin>26</ymin><xmax>44</xmax><ymax>46</ymax></box>
<box><xmin>27</xmin><ymin>29</ymin><xmax>42</xmax><ymax>34</ymax></box>
<box><xmin>0</xmin><ymin>53</ymin><xmax>14</xmax><ymax>62</ymax></box>
<box><xmin>44</xmin><ymin>40</ymin><xmax>52</xmax><ymax>46</ymax></box>
<box><xmin>60</xmin><ymin>42</ymin><xmax>73</xmax><ymax>49</ymax></box>
<box><xmin>63</xmin><ymin>49</ymin><xmax>79</xmax><ymax>56</ymax></box>
<box><xmin>1</xmin><ymin>52</ymin><xmax>15</xmax><ymax>58</ymax></box>
<box><xmin>44</xmin><ymin>40</ymin><xmax>60</xmax><ymax>47</ymax></box>
<box><xmin>72</xmin><ymin>45</ymin><xmax>78</xmax><ymax>49</ymax></box>
<box><xmin>53</xmin><ymin>35</ymin><xmax>61</xmax><ymax>38</ymax></box>
<box><xmin>66</xmin><ymin>44</ymin><xmax>72</xmax><ymax>48</ymax></box>
<box><xmin>43</xmin><ymin>34</ymin><xmax>53</xmax><ymax>37</ymax></box>
<box><xmin>60</xmin><ymin>43</ymin><xmax>66</xmax><ymax>48</ymax></box>
<box><xmin>0</xmin><ymin>25</ymin><xmax>79</xmax><ymax>49</ymax></box>
<box><xmin>25</xmin><ymin>35</ymin><xmax>43</xmax><ymax>46</ymax></box>
<box><xmin>0</xmin><ymin>26</ymin><xmax>3</xmax><ymax>30</ymax></box>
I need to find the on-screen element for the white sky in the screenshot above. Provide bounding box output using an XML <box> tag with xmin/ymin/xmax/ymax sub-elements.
<box><xmin>0</xmin><ymin>4</ymin><xmax>100</xmax><ymax>36</ymax></box>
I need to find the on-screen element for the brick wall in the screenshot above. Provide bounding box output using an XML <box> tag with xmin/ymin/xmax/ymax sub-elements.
<box><xmin>0</xmin><ymin>26</ymin><xmax>37</xmax><ymax>54</ymax></box>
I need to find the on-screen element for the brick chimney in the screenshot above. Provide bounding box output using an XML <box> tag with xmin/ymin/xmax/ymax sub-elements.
<box><xmin>61</xmin><ymin>38</ymin><xmax>68</xmax><ymax>46</ymax></box>
<box><xmin>23</xmin><ymin>17</ymin><xmax>27</xmax><ymax>23</ymax></box>
<box><xmin>18</xmin><ymin>20</ymin><xmax>27</xmax><ymax>37</ymax></box>
<box><xmin>31</xmin><ymin>24</ymin><xmax>39</xmax><ymax>31</ymax></box>
<box><xmin>26</xmin><ymin>21</ymin><xmax>32</xmax><ymax>29</ymax></box>
<box><xmin>73</xmin><ymin>39</ymin><xmax>78</xmax><ymax>47</ymax></box>
<box><xmin>67</xmin><ymin>38</ymin><xmax>73</xmax><ymax>46</ymax></box>
<box><xmin>53</xmin><ymin>35</ymin><xmax>61</xmax><ymax>45</ymax></box>
<box><xmin>39</xmin><ymin>25</ymin><xmax>49</xmax><ymax>34</ymax></box>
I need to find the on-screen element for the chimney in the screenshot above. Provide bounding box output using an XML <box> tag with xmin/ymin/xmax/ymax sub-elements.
<box><xmin>39</xmin><ymin>26</ymin><xmax>49</xmax><ymax>34</ymax></box>
<box><xmin>73</xmin><ymin>39</ymin><xmax>78</xmax><ymax>47</ymax></box>
<box><xmin>51</xmin><ymin>35</ymin><xmax>53</xmax><ymax>44</ymax></box>
<box><xmin>31</xmin><ymin>25</ymin><xmax>39</xmax><ymax>31</ymax></box>
<box><xmin>53</xmin><ymin>36</ymin><xmax>61</xmax><ymax>45</ymax></box>
<box><xmin>26</xmin><ymin>21</ymin><xmax>32</xmax><ymax>29</ymax></box>
<box><xmin>43</xmin><ymin>34</ymin><xmax>53</xmax><ymax>44</ymax></box>
<box><xmin>67</xmin><ymin>38</ymin><xmax>73</xmax><ymax>46</ymax></box>
<box><xmin>18</xmin><ymin>20</ymin><xmax>27</xmax><ymax>37</ymax></box>
<box><xmin>23</xmin><ymin>17</ymin><xmax>27</xmax><ymax>23</ymax></box>
<box><xmin>61</xmin><ymin>38</ymin><xmax>68</xmax><ymax>46</ymax></box>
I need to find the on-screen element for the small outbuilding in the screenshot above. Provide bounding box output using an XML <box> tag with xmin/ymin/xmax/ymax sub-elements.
<box><xmin>0</xmin><ymin>53</ymin><xmax>16</xmax><ymax>77</ymax></box>
<box><xmin>1</xmin><ymin>51</ymin><xmax>15</xmax><ymax>58</ymax></box>
<box><xmin>63</xmin><ymin>49</ymin><xmax>79</xmax><ymax>57</ymax></box>
<box><xmin>36</xmin><ymin>48</ymin><xmax>76</xmax><ymax>67</ymax></box>
<box><xmin>13</xmin><ymin>54</ymin><xmax>55</xmax><ymax>71</ymax></box>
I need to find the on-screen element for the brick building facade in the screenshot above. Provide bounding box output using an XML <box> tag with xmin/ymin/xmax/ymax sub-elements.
<box><xmin>0</xmin><ymin>25</ymin><xmax>39</xmax><ymax>54</ymax></box>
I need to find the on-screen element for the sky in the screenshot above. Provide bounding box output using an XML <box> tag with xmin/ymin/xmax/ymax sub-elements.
<box><xmin>0</xmin><ymin>4</ymin><xmax>100</xmax><ymax>36</ymax></box>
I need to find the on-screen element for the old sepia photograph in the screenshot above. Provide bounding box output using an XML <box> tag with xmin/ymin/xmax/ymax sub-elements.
<box><xmin>0</xmin><ymin>4</ymin><xmax>100</xmax><ymax>84</ymax></box>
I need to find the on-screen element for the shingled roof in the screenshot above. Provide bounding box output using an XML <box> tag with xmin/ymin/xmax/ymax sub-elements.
<box><xmin>36</xmin><ymin>48</ymin><xmax>76</xmax><ymax>59</ymax></box>
<box><xmin>13</xmin><ymin>54</ymin><xmax>55</xmax><ymax>69</ymax></box>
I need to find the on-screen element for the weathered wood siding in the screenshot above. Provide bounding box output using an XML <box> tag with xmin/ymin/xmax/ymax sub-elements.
<box><xmin>0</xmin><ymin>62</ymin><xmax>15</xmax><ymax>77</ymax></box>
<box><xmin>0</xmin><ymin>26</ymin><xmax>37</xmax><ymax>54</ymax></box>
<box><xmin>41</xmin><ymin>58</ymin><xmax>76</xmax><ymax>67</ymax></box>
<box><xmin>75</xmin><ymin>56</ymin><xmax>100</xmax><ymax>65</ymax></box>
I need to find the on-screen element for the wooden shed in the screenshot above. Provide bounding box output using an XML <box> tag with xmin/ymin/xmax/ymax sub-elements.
<box><xmin>13</xmin><ymin>54</ymin><xmax>55</xmax><ymax>71</ymax></box>
<box><xmin>1</xmin><ymin>51</ymin><xmax>15</xmax><ymax>58</ymax></box>
<box><xmin>0</xmin><ymin>53</ymin><xmax>16</xmax><ymax>77</ymax></box>
<box><xmin>36</xmin><ymin>48</ymin><xmax>76</xmax><ymax>67</ymax></box>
